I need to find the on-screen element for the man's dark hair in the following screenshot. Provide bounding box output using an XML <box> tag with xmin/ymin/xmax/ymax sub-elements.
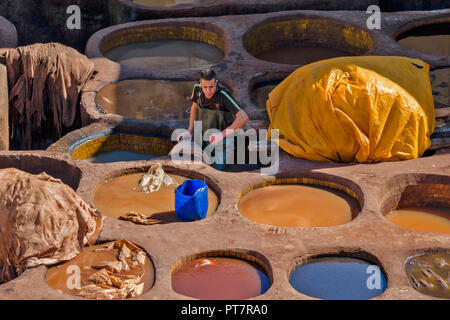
<box><xmin>200</xmin><ymin>69</ymin><xmax>216</xmax><ymax>81</ymax></box>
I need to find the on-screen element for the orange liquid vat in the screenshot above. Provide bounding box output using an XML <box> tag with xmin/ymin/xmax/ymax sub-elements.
<box><xmin>385</xmin><ymin>207</ymin><xmax>450</xmax><ymax>234</ymax></box>
<box><xmin>238</xmin><ymin>184</ymin><xmax>359</xmax><ymax>228</ymax></box>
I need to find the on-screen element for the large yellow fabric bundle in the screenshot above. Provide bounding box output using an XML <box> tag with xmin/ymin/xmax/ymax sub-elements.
<box><xmin>267</xmin><ymin>56</ymin><xmax>435</xmax><ymax>163</ymax></box>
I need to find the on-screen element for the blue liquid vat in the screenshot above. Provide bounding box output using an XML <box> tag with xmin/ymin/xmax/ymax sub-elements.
<box><xmin>289</xmin><ymin>257</ymin><xmax>387</xmax><ymax>300</ymax></box>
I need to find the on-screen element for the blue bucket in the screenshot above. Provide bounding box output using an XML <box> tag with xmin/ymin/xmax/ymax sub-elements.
<box><xmin>175</xmin><ymin>179</ymin><xmax>209</xmax><ymax>221</ymax></box>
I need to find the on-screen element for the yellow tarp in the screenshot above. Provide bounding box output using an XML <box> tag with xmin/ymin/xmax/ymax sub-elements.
<box><xmin>267</xmin><ymin>56</ymin><xmax>435</xmax><ymax>163</ymax></box>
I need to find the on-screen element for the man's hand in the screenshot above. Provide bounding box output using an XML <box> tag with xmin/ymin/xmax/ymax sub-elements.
<box><xmin>177</xmin><ymin>131</ymin><xmax>191</xmax><ymax>142</ymax></box>
<box><xmin>209</xmin><ymin>132</ymin><xmax>224</xmax><ymax>145</ymax></box>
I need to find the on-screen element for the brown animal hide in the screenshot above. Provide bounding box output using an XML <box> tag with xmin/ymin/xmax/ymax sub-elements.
<box><xmin>4</xmin><ymin>43</ymin><xmax>94</xmax><ymax>149</ymax></box>
<box><xmin>0</xmin><ymin>168</ymin><xmax>103</xmax><ymax>283</ymax></box>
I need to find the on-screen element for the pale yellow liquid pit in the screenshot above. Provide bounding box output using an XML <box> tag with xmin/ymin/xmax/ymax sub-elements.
<box><xmin>238</xmin><ymin>184</ymin><xmax>359</xmax><ymax>228</ymax></box>
<box><xmin>104</xmin><ymin>41</ymin><xmax>224</xmax><ymax>72</ymax></box>
<box><xmin>93</xmin><ymin>173</ymin><xmax>218</xmax><ymax>222</ymax></box>
<box><xmin>385</xmin><ymin>207</ymin><xmax>450</xmax><ymax>234</ymax></box>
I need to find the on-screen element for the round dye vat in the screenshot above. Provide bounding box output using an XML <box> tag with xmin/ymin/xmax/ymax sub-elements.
<box><xmin>238</xmin><ymin>184</ymin><xmax>359</xmax><ymax>228</ymax></box>
<box><xmin>93</xmin><ymin>173</ymin><xmax>218</xmax><ymax>223</ymax></box>
<box><xmin>45</xmin><ymin>241</ymin><xmax>154</xmax><ymax>299</ymax></box>
<box><xmin>104</xmin><ymin>40</ymin><xmax>224</xmax><ymax>72</ymax></box>
<box><xmin>96</xmin><ymin>80</ymin><xmax>194</xmax><ymax>121</ymax></box>
<box><xmin>397</xmin><ymin>23</ymin><xmax>450</xmax><ymax>57</ymax></box>
<box><xmin>385</xmin><ymin>207</ymin><xmax>450</xmax><ymax>234</ymax></box>
<box><xmin>405</xmin><ymin>251</ymin><xmax>450</xmax><ymax>299</ymax></box>
<box><xmin>88</xmin><ymin>150</ymin><xmax>159</xmax><ymax>163</ymax></box>
<box><xmin>289</xmin><ymin>257</ymin><xmax>387</xmax><ymax>300</ymax></box>
<box><xmin>133</xmin><ymin>0</ymin><xmax>210</xmax><ymax>7</ymax></box>
<box><xmin>430</xmin><ymin>68</ymin><xmax>450</xmax><ymax>108</ymax></box>
<box><xmin>172</xmin><ymin>257</ymin><xmax>270</xmax><ymax>300</ymax></box>
<box><xmin>256</xmin><ymin>46</ymin><xmax>354</xmax><ymax>65</ymax></box>
<box><xmin>243</xmin><ymin>19</ymin><xmax>371</xmax><ymax>66</ymax></box>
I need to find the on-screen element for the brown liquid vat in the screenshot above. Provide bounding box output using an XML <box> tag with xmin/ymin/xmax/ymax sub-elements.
<box><xmin>385</xmin><ymin>208</ymin><xmax>450</xmax><ymax>234</ymax></box>
<box><xmin>171</xmin><ymin>249</ymin><xmax>272</xmax><ymax>300</ymax></box>
<box><xmin>238</xmin><ymin>178</ymin><xmax>362</xmax><ymax>228</ymax></box>
<box><xmin>379</xmin><ymin>174</ymin><xmax>450</xmax><ymax>234</ymax></box>
<box><xmin>45</xmin><ymin>240</ymin><xmax>155</xmax><ymax>299</ymax></box>
<box><xmin>96</xmin><ymin>80</ymin><xmax>195</xmax><ymax>122</ymax></box>
<box><xmin>95</xmin><ymin>79</ymin><xmax>233</xmax><ymax>123</ymax></box>
<box><xmin>396</xmin><ymin>22</ymin><xmax>450</xmax><ymax>57</ymax></box>
<box><xmin>243</xmin><ymin>18</ymin><xmax>373</xmax><ymax>65</ymax></box>
<box><xmin>93</xmin><ymin>170</ymin><xmax>219</xmax><ymax>224</ymax></box>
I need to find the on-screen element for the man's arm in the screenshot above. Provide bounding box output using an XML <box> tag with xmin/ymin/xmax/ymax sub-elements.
<box><xmin>220</xmin><ymin>89</ymin><xmax>249</xmax><ymax>138</ymax></box>
<box><xmin>209</xmin><ymin>109</ymin><xmax>249</xmax><ymax>144</ymax></box>
<box><xmin>222</xmin><ymin>109</ymin><xmax>249</xmax><ymax>138</ymax></box>
<box><xmin>209</xmin><ymin>90</ymin><xmax>249</xmax><ymax>144</ymax></box>
<box><xmin>177</xmin><ymin>102</ymin><xmax>197</xmax><ymax>141</ymax></box>
<box><xmin>187</xmin><ymin>102</ymin><xmax>198</xmax><ymax>135</ymax></box>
